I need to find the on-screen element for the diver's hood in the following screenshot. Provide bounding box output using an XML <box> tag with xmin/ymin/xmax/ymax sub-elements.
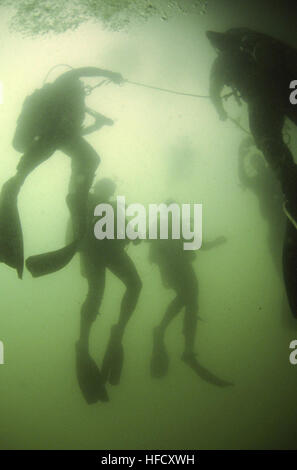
<box><xmin>206</xmin><ymin>30</ymin><xmax>237</xmax><ymax>51</ymax></box>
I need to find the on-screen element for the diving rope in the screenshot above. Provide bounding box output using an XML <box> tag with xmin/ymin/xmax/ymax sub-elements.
<box><xmin>87</xmin><ymin>77</ymin><xmax>235</xmax><ymax>101</ymax></box>
<box><xmin>125</xmin><ymin>79</ymin><xmax>210</xmax><ymax>99</ymax></box>
<box><xmin>124</xmin><ymin>80</ymin><xmax>250</xmax><ymax>133</ymax></box>
<box><xmin>79</xmin><ymin>74</ymin><xmax>251</xmax><ymax>134</ymax></box>
<box><xmin>87</xmin><ymin>77</ymin><xmax>250</xmax><ymax>133</ymax></box>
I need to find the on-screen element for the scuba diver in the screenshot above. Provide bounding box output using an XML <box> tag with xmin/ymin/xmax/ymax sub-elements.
<box><xmin>238</xmin><ymin>136</ymin><xmax>286</xmax><ymax>275</ymax></box>
<box><xmin>68</xmin><ymin>178</ymin><xmax>142</xmax><ymax>404</ymax></box>
<box><xmin>207</xmin><ymin>28</ymin><xmax>297</xmax><ymax>318</ymax></box>
<box><xmin>207</xmin><ymin>28</ymin><xmax>297</xmax><ymax>223</ymax></box>
<box><xmin>148</xmin><ymin>206</ymin><xmax>233</xmax><ymax>387</ymax></box>
<box><xmin>0</xmin><ymin>66</ymin><xmax>123</xmax><ymax>279</ymax></box>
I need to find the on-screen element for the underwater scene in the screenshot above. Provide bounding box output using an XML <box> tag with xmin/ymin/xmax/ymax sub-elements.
<box><xmin>0</xmin><ymin>0</ymin><xmax>297</xmax><ymax>451</ymax></box>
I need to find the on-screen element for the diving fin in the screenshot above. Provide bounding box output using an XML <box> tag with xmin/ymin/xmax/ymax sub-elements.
<box><xmin>0</xmin><ymin>179</ymin><xmax>24</xmax><ymax>279</ymax></box>
<box><xmin>182</xmin><ymin>353</ymin><xmax>234</xmax><ymax>387</ymax></box>
<box><xmin>150</xmin><ymin>327</ymin><xmax>169</xmax><ymax>378</ymax></box>
<box><xmin>75</xmin><ymin>342</ymin><xmax>109</xmax><ymax>404</ymax></box>
<box><xmin>101</xmin><ymin>325</ymin><xmax>124</xmax><ymax>386</ymax></box>
<box><xmin>26</xmin><ymin>240</ymin><xmax>78</xmax><ymax>277</ymax></box>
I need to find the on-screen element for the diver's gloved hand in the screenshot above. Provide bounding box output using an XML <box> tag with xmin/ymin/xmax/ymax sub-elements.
<box><xmin>108</xmin><ymin>72</ymin><xmax>125</xmax><ymax>85</ymax></box>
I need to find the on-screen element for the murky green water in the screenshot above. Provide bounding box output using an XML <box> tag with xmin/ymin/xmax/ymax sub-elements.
<box><xmin>0</xmin><ymin>0</ymin><xmax>297</xmax><ymax>450</ymax></box>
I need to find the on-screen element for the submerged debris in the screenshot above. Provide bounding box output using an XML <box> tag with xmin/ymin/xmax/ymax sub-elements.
<box><xmin>2</xmin><ymin>0</ymin><xmax>208</xmax><ymax>36</ymax></box>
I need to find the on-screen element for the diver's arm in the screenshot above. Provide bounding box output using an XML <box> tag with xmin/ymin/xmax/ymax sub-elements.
<box><xmin>57</xmin><ymin>67</ymin><xmax>124</xmax><ymax>84</ymax></box>
<box><xmin>82</xmin><ymin>107</ymin><xmax>114</xmax><ymax>136</ymax></box>
<box><xmin>209</xmin><ymin>58</ymin><xmax>228</xmax><ymax>121</ymax></box>
<box><xmin>201</xmin><ymin>236</ymin><xmax>227</xmax><ymax>251</ymax></box>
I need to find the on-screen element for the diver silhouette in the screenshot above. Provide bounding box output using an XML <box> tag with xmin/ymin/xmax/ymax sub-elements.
<box><xmin>207</xmin><ymin>29</ymin><xmax>297</xmax><ymax>224</ymax></box>
<box><xmin>148</xmin><ymin>206</ymin><xmax>233</xmax><ymax>387</ymax></box>
<box><xmin>0</xmin><ymin>66</ymin><xmax>123</xmax><ymax>279</ymax></box>
<box><xmin>69</xmin><ymin>179</ymin><xmax>142</xmax><ymax>404</ymax></box>
<box><xmin>207</xmin><ymin>28</ymin><xmax>297</xmax><ymax>318</ymax></box>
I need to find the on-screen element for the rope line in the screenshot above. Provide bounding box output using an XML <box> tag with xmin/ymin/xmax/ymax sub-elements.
<box><xmin>86</xmin><ymin>77</ymin><xmax>250</xmax><ymax>133</ymax></box>
<box><xmin>126</xmin><ymin>80</ymin><xmax>210</xmax><ymax>99</ymax></box>
<box><xmin>87</xmin><ymin>77</ymin><xmax>235</xmax><ymax>101</ymax></box>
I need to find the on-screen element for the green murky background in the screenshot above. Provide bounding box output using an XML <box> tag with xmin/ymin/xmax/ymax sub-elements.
<box><xmin>0</xmin><ymin>0</ymin><xmax>297</xmax><ymax>450</ymax></box>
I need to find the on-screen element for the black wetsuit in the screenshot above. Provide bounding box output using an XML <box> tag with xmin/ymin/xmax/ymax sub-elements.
<box><xmin>210</xmin><ymin>49</ymin><xmax>297</xmax><ymax>205</ymax></box>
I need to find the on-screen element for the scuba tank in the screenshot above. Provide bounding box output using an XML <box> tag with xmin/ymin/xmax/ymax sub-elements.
<box><xmin>13</xmin><ymin>84</ymin><xmax>54</xmax><ymax>153</ymax></box>
<box><xmin>13</xmin><ymin>77</ymin><xmax>85</xmax><ymax>153</ymax></box>
<box><xmin>208</xmin><ymin>28</ymin><xmax>297</xmax><ymax>77</ymax></box>
<box><xmin>226</xmin><ymin>28</ymin><xmax>297</xmax><ymax>78</ymax></box>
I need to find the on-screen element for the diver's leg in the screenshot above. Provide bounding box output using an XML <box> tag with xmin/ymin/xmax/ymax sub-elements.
<box><xmin>3</xmin><ymin>139</ymin><xmax>55</xmax><ymax>195</ymax></box>
<box><xmin>101</xmin><ymin>250</ymin><xmax>142</xmax><ymax>385</ymax></box>
<box><xmin>76</xmin><ymin>262</ymin><xmax>109</xmax><ymax>404</ymax></box>
<box><xmin>107</xmin><ymin>250</ymin><xmax>142</xmax><ymax>337</ymax></box>
<box><xmin>180</xmin><ymin>265</ymin><xmax>233</xmax><ymax>387</ymax></box>
<box><xmin>157</xmin><ymin>296</ymin><xmax>184</xmax><ymax>340</ymax></box>
<box><xmin>79</xmin><ymin>263</ymin><xmax>105</xmax><ymax>350</ymax></box>
<box><xmin>25</xmin><ymin>137</ymin><xmax>100</xmax><ymax>278</ymax></box>
<box><xmin>62</xmin><ymin>136</ymin><xmax>100</xmax><ymax>240</ymax></box>
<box><xmin>183</xmin><ymin>307</ymin><xmax>198</xmax><ymax>357</ymax></box>
<box><xmin>151</xmin><ymin>295</ymin><xmax>184</xmax><ymax>379</ymax></box>
<box><xmin>0</xmin><ymin>140</ymin><xmax>55</xmax><ymax>278</ymax></box>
